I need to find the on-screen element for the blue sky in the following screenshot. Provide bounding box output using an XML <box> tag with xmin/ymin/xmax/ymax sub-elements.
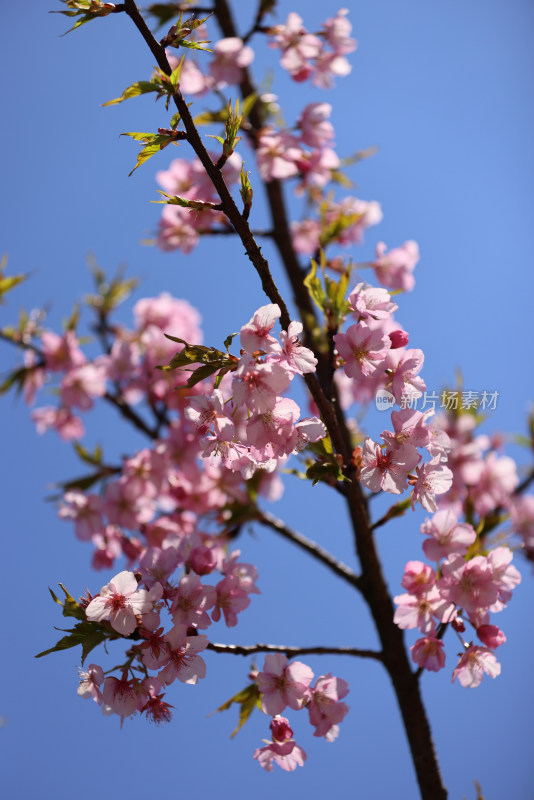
<box><xmin>1</xmin><ymin>1</ymin><xmax>533</xmax><ymax>798</ymax></box>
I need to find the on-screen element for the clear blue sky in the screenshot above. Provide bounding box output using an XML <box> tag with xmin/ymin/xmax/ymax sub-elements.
<box><xmin>1</xmin><ymin>1</ymin><xmax>533</xmax><ymax>798</ymax></box>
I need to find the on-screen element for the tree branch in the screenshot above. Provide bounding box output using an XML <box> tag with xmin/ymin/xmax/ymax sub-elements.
<box><xmin>207</xmin><ymin>641</ymin><xmax>383</xmax><ymax>661</ymax></box>
<box><xmin>257</xmin><ymin>509</ymin><xmax>363</xmax><ymax>591</ymax></box>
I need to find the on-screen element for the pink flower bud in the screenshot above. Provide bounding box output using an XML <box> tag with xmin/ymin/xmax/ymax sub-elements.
<box><xmin>189</xmin><ymin>546</ymin><xmax>218</xmax><ymax>576</ymax></box>
<box><xmin>477</xmin><ymin>624</ymin><xmax>506</xmax><ymax>648</ymax></box>
<box><xmin>389</xmin><ymin>329</ymin><xmax>410</xmax><ymax>349</ymax></box>
<box><xmin>270</xmin><ymin>716</ymin><xmax>294</xmax><ymax>742</ymax></box>
<box><xmin>451</xmin><ymin>617</ymin><xmax>466</xmax><ymax>633</ymax></box>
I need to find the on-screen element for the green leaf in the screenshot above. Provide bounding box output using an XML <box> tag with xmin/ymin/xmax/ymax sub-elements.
<box><xmin>73</xmin><ymin>441</ymin><xmax>103</xmax><ymax>467</ymax></box>
<box><xmin>240</xmin><ymin>92</ymin><xmax>258</xmax><ymax>119</ymax></box>
<box><xmin>170</xmin><ymin>111</ymin><xmax>181</xmax><ymax>130</ymax></box>
<box><xmin>52</xmin><ymin>0</ymin><xmax>118</xmax><ymax>35</ymax></box>
<box><xmin>47</xmin><ymin>583</ymin><xmax>86</xmax><ymax>621</ymax></box>
<box><xmin>153</xmin><ymin>191</ymin><xmax>219</xmax><ymax>211</ymax></box>
<box><xmin>121</xmin><ymin>132</ymin><xmax>177</xmax><ymax>176</ymax></box>
<box><xmin>223</xmin><ymin>332</ymin><xmax>240</xmax><ymax>351</ymax></box>
<box><xmin>212</xmin><ymin>683</ymin><xmax>262</xmax><ymax>738</ymax></box>
<box><xmin>58</xmin><ymin>583</ymin><xmax>86</xmax><ymax>620</ymax></box>
<box><xmin>169</xmin><ymin>55</ymin><xmax>186</xmax><ymax>88</ymax></box>
<box><xmin>303</xmin><ymin>259</ymin><xmax>327</xmax><ymax>313</ymax></box>
<box><xmin>51</xmin><ymin>471</ymin><xmax>107</xmax><ymax>495</ymax></box>
<box><xmin>0</xmin><ymin>273</ymin><xmax>26</xmax><ymax>299</ymax></box>
<box><xmin>103</xmin><ymin>81</ymin><xmax>159</xmax><ymax>107</ymax></box>
<box><xmin>176</xmin><ymin>362</ymin><xmax>220</xmax><ymax>389</ymax></box>
<box><xmin>35</xmin><ymin>620</ymin><xmax>108</xmax><ymax>665</ymax></box>
<box><xmin>306</xmin><ymin>460</ymin><xmax>347</xmax><ymax>487</ymax></box>
<box><xmin>0</xmin><ymin>365</ymin><xmax>32</xmax><ymax>396</ymax></box>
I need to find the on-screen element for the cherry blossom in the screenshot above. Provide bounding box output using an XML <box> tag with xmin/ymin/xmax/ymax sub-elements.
<box><xmin>256</xmin><ymin>654</ymin><xmax>314</xmax><ymax>716</ymax></box>
<box><xmin>157</xmin><ymin>624</ymin><xmax>208</xmax><ymax>686</ymax></box>
<box><xmin>410</xmin><ymin>637</ymin><xmax>446</xmax><ymax>672</ymax></box>
<box><xmin>85</xmin><ymin>570</ymin><xmax>158</xmax><ymax>635</ymax></box>
<box><xmin>307</xmin><ymin>674</ymin><xmax>350</xmax><ymax>739</ymax></box>
<box><xmin>360</xmin><ymin>438</ymin><xmax>420</xmax><ymax>494</ymax></box>
<box><xmin>452</xmin><ymin>646</ymin><xmax>501</xmax><ymax>688</ymax></box>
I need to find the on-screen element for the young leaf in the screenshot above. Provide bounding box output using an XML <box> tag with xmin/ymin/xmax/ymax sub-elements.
<box><xmin>102</xmin><ymin>81</ymin><xmax>159</xmax><ymax>106</ymax></box>
<box><xmin>35</xmin><ymin>620</ymin><xmax>109</xmax><ymax>665</ymax></box>
<box><xmin>52</xmin><ymin>0</ymin><xmax>118</xmax><ymax>35</ymax></box>
<box><xmin>211</xmin><ymin>683</ymin><xmax>262</xmax><ymax>738</ymax></box>
<box><xmin>120</xmin><ymin>132</ymin><xmax>177</xmax><ymax>176</ymax></box>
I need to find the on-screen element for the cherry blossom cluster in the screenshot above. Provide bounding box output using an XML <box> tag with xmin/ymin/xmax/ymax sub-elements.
<box><xmin>76</xmin><ymin>564</ymin><xmax>256</xmax><ymax>724</ymax></box>
<box><xmin>268</xmin><ymin>9</ymin><xmax>356</xmax><ymax>88</ymax></box>
<box><xmin>188</xmin><ymin>302</ymin><xmax>325</xmax><ymax>475</ymax></box>
<box><xmin>154</xmin><ymin>10</ymin><xmax>362</xmax><ymax>253</ymax></box>
<box><xmin>253</xmin><ymin>655</ymin><xmax>349</xmax><ymax>771</ymax></box>
<box><xmin>19</xmin><ymin>293</ymin><xmax>325</xmax><ymax>574</ymax></box>
<box><xmin>3</xmin><ymin>3</ymin><xmax>533</xmax><ymax>787</ymax></box>
<box><xmin>330</xmin><ymin>280</ymin><xmax>453</xmax><ymax>510</ymax></box>
<box><xmin>393</xmin><ymin>406</ymin><xmax>529</xmax><ymax>687</ymax></box>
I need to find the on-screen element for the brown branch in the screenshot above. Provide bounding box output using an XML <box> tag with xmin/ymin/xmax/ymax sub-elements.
<box><xmin>257</xmin><ymin>509</ymin><xmax>363</xmax><ymax>591</ymax></box>
<box><xmin>207</xmin><ymin>641</ymin><xmax>383</xmax><ymax>661</ymax></box>
<box><xmin>104</xmin><ymin>391</ymin><xmax>158</xmax><ymax>439</ymax></box>
<box><xmin>123</xmin><ymin>0</ymin><xmax>292</xmax><ymax>333</ymax></box>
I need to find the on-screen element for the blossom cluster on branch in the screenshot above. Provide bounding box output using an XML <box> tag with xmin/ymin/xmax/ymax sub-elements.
<box><xmin>1</xmin><ymin>1</ymin><xmax>533</xmax><ymax>792</ymax></box>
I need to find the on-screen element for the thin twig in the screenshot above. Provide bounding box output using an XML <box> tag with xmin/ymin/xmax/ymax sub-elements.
<box><xmin>257</xmin><ymin>509</ymin><xmax>363</xmax><ymax>591</ymax></box>
<box><xmin>207</xmin><ymin>641</ymin><xmax>383</xmax><ymax>661</ymax></box>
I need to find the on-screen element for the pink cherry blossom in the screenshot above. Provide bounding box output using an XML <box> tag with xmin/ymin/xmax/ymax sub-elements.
<box><xmin>381</xmin><ymin>408</ymin><xmax>431</xmax><ymax>451</ymax></box>
<box><xmin>257</xmin><ymin>129</ymin><xmax>303</xmax><ymax>181</ymax></box>
<box><xmin>102</xmin><ymin>673</ymin><xmax>147</xmax><ymax>721</ymax></box>
<box><xmin>275</xmin><ymin>320</ymin><xmax>318</xmax><ymax>374</ymax></box>
<box><xmin>60</xmin><ymin>363</ymin><xmax>107</xmax><ymax>410</ymax></box>
<box><xmin>41</xmin><ymin>330</ymin><xmax>86</xmax><ymax>372</ymax></box>
<box><xmin>232</xmin><ymin>354</ymin><xmax>291</xmax><ymax>414</ymax></box>
<box><xmin>158</xmin><ymin>624</ymin><xmax>208</xmax><ymax>686</ymax></box>
<box><xmin>269</xmin><ymin>12</ymin><xmax>321</xmax><ymax>82</ymax></box>
<box><xmin>140</xmin><ymin>677</ymin><xmax>173</xmax><ymax>724</ymax></box>
<box><xmin>393</xmin><ymin>587</ymin><xmax>443</xmax><ymax>635</ymax></box>
<box><xmin>211</xmin><ymin>576</ymin><xmax>251</xmax><ymax>627</ymax></box>
<box><xmin>360</xmin><ymin>437</ymin><xmax>420</xmax><ymax>494</ymax></box>
<box><xmin>298</xmin><ymin>103</ymin><xmax>334</xmax><ymax>148</ymax></box>
<box><xmin>253</xmin><ymin>739</ymin><xmax>307</xmax><ymax>772</ymax></box>
<box><xmin>209</xmin><ymin>37</ymin><xmax>254</xmax><ymax>86</ymax></box>
<box><xmin>452</xmin><ymin>646</ymin><xmax>501</xmax><ymax>688</ymax></box>
<box><xmin>411</xmin><ymin>457</ymin><xmax>453</xmax><ymax>512</ymax></box>
<box><xmin>222</xmin><ymin>550</ymin><xmax>261</xmax><ymax>595</ymax></box>
<box><xmin>256</xmin><ymin>654</ymin><xmax>314</xmax><ymax>715</ymax></box>
<box><xmin>410</xmin><ymin>637</ymin><xmax>446</xmax><ymax>672</ymax></box>
<box><xmin>372</xmin><ymin>241</ymin><xmax>420</xmax><ymax>292</ymax></box>
<box><xmin>401</xmin><ymin>561</ymin><xmax>437</xmax><ymax>596</ymax></box>
<box><xmin>31</xmin><ymin>406</ymin><xmax>85</xmax><ymax>440</ymax></box>
<box><xmin>170</xmin><ymin>574</ymin><xmax>216</xmax><ymax>629</ymax></box>
<box><xmin>85</xmin><ymin>570</ymin><xmax>157</xmax><ymax>635</ymax></box>
<box><xmin>240</xmin><ymin>303</ymin><xmax>281</xmax><ymax>354</ymax></box>
<box><xmin>290</xmin><ymin>218</ymin><xmax>321</xmax><ymax>255</ymax></box>
<box><xmin>388</xmin><ymin>348</ymin><xmax>426</xmax><ymax>404</ymax></box>
<box><xmin>477</xmin><ymin>624</ymin><xmax>506</xmax><ymax>648</ymax></box>
<box><xmin>420</xmin><ymin>509</ymin><xmax>477</xmax><ymax>561</ymax></box>
<box><xmin>334</xmin><ymin>322</ymin><xmax>391</xmax><ymax>380</ymax></box>
<box><xmin>308</xmin><ymin>673</ymin><xmax>350</xmax><ymax>740</ymax></box>
<box><xmin>58</xmin><ymin>491</ymin><xmax>104</xmax><ymax>541</ymax></box>
<box><xmin>470</xmin><ymin>453</ymin><xmax>519</xmax><ymax>516</ymax></box>
<box><xmin>348</xmin><ymin>282</ymin><xmax>398</xmax><ymax>321</ymax></box>
<box><xmin>321</xmin><ymin>8</ymin><xmax>357</xmax><ymax>55</ymax></box>
<box><xmin>77</xmin><ymin>663</ymin><xmax>105</xmax><ymax>703</ymax></box>
<box><xmin>185</xmin><ymin>390</ymin><xmax>235</xmax><ymax>440</ymax></box>
<box><xmin>437</xmin><ymin>555</ymin><xmax>499</xmax><ymax>615</ymax></box>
